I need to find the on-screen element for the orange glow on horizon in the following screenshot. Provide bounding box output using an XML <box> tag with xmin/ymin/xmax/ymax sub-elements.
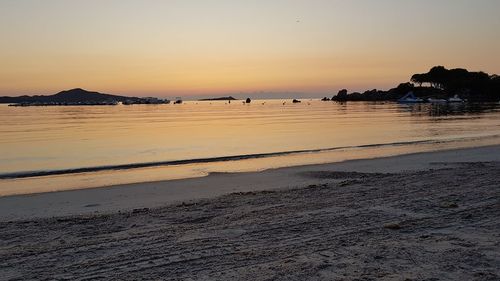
<box><xmin>1</xmin><ymin>1</ymin><xmax>499</xmax><ymax>97</ymax></box>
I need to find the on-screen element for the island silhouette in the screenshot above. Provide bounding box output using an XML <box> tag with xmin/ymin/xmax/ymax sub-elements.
<box><xmin>0</xmin><ymin>88</ymin><xmax>169</xmax><ymax>106</ymax></box>
<box><xmin>199</xmin><ymin>96</ymin><xmax>237</xmax><ymax>101</ymax></box>
<box><xmin>1</xmin><ymin>66</ymin><xmax>499</xmax><ymax>106</ymax></box>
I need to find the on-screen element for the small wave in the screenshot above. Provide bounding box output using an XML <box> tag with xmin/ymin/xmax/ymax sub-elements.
<box><xmin>1</xmin><ymin>135</ymin><xmax>498</xmax><ymax>179</ymax></box>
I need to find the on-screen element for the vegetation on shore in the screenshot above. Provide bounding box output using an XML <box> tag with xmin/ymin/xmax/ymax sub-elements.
<box><xmin>332</xmin><ymin>66</ymin><xmax>500</xmax><ymax>102</ymax></box>
<box><xmin>2</xmin><ymin>66</ymin><xmax>499</xmax><ymax>105</ymax></box>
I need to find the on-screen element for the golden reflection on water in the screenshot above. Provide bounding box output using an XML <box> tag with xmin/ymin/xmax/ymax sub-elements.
<box><xmin>0</xmin><ymin>136</ymin><xmax>498</xmax><ymax>197</ymax></box>
<box><xmin>0</xmin><ymin>101</ymin><xmax>499</xmax><ymax>196</ymax></box>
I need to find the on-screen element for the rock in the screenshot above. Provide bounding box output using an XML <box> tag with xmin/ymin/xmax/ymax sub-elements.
<box><xmin>333</xmin><ymin>89</ymin><xmax>348</xmax><ymax>101</ymax></box>
<box><xmin>383</xmin><ymin>222</ymin><xmax>401</xmax><ymax>230</ymax></box>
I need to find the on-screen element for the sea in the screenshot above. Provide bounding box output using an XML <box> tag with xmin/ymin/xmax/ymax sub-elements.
<box><xmin>1</xmin><ymin>100</ymin><xmax>499</xmax><ymax>196</ymax></box>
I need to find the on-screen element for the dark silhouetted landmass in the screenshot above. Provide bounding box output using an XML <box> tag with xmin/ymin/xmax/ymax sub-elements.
<box><xmin>332</xmin><ymin>66</ymin><xmax>500</xmax><ymax>102</ymax></box>
<box><xmin>199</xmin><ymin>96</ymin><xmax>237</xmax><ymax>101</ymax></box>
<box><xmin>0</xmin><ymin>88</ymin><xmax>169</xmax><ymax>106</ymax></box>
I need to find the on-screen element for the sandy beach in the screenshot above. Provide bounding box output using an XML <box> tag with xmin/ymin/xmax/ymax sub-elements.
<box><xmin>0</xmin><ymin>145</ymin><xmax>499</xmax><ymax>280</ymax></box>
<box><xmin>2</xmin><ymin>1</ymin><xmax>500</xmax><ymax>280</ymax></box>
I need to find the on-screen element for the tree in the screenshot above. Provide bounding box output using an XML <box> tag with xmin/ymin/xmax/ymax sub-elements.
<box><xmin>411</xmin><ymin>74</ymin><xmax>424</xmax><ymax>86</ymax></box>
<box><xmin>427</xmin><ymin>66</ymin><xmax>448</xmax><ymax>89</ymax></box>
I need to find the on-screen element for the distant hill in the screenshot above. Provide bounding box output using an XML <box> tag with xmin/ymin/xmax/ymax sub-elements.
<box><xmin>199</xmin><ymin>96</ymin><xmax>237</xmax><ymax>101</ymax></box>
<box><xmin>0</xmin><ymin>88</ymin><xmax>143</xmax><ymax>104</ymax></box>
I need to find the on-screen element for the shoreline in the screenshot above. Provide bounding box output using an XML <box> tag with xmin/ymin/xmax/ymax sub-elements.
<box><xmin>1</xmin><ymin>147</ymin><xmax>498</xmax><ymax>279</ymax></box>
<box><xmin>0</xmin><ymin>138</ymin><xmax>469</xmax><ymax>180</ymax></box>
<box><xmin>0</xmin><ymin>144</ymin><xmax>498</xmax><ymax>221</ymax></box>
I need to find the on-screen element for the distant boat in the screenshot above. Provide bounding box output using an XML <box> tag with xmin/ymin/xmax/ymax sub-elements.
<box><xmin>245</xmin><ymin>98</ymin><xmax>251</xmax><ymax>104</ymax></box>
<box><xmin>427</xmin><ymin>98</ymin><xmax>447</xmax><ymax>103</ymax></box>
<box><xmin>292</xmin><ymin>99</ymin><xmax>301</xmax><ymax>103</ymax></box>
<box><xmin>398</xmin><ymin>92</ymin><xmax>424</xmax><ymax>103</ymax></box>
<box><xmin>448</xmin><ymin>95</ymin><xmax>464</xmax><ymax>103</ymax></box>
<box><xmin>174</xmin><ymin>99</ymin><xmax>182</xmax><ymax>104</ymax></box>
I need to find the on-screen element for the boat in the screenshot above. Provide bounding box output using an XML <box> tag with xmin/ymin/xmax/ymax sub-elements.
<box><xmin>427</xmin><ymin>98</ymin><xmax>447</xmax><ymax>103</ymax></box>
<box><xmin>398</xmin><ymin>92</ymin><xmax>424</xmax><ymax>103</ymax></box>
<box><xmin>174</xmin><ymin>97</ymin><xmax>183</xmax><ymax>104</ymax></box>
<box><xmin>292</xmin><ymin>99</ymin><xmax>301</xmax><ymax>103</ymax></box>
<box><xmin>448</xmin><ymin>95</ymin><xmax>464</xmax><ymax>103</ymax></box>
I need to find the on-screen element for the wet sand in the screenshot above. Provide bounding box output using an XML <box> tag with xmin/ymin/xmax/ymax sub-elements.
<box><xmin>0</xmin><ymin>145</ymin><xmax>499</xmax><ymax>221</ymax></box>
<box><xmin>0</xmin><ymin>146</ymin><xmax>499</xmax><ymax>280</ymax></box>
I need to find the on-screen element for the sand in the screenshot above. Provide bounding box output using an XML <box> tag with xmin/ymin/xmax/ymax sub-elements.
<box><xmin>0</xmin><ymin>145</ymin><xmax>499</xmax><ymax>221</ymax></box>
<box><xmin>0</xmin><ymin>146</ymin><xmax>499</xmax><ymax>280</ymax></box>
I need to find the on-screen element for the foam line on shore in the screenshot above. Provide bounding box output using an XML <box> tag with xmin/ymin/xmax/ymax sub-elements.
<box><xmin>1</xmin><ymin>134</ymin><xmax>498</xmax><ymax>179</ymax></box>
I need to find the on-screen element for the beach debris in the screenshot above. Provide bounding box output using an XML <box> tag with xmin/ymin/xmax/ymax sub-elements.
<box><xmin>132</xmin><ymin>207</ymin><xmax>150</xmax><ymax>214</ymax></box>
<box><xmin>339</xmin><ymin>180</ymin><xmax>350</xmax><ymax>186</ymax></box>
<box><xmin>181</xmin><ymin>201</ymin><xmax>197</xmax><ymax>207</ymax></box>
<box><xmin>84</xmin><ymin>203</ymin><xmax>100</xmax><ymax>208</ymax></box>
<box><xmin>383</xmin><ymin>222</ymin><xmax>401</xmax><ymax>230</ymax></box>
<box><xmin>338</xmin><ymin>179</ymin><xmax>360</xmax><ymax>187</ymax></box>
<box><xmin>440</xmin><ymin>202</ymin><xmax>459</xmax><ymax>208</ymax></box>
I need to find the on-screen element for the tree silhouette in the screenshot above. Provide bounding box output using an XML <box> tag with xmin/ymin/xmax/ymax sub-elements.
<box><xmin>331</xmin><ymin>66</ymin><xmax>500</xmax><ymax>102</ymax></box>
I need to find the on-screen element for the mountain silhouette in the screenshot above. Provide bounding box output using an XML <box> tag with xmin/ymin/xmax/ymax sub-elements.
<box><xmin>0</xmin><ymin>88</ymin><xmax>142</xmax><ymax>104</ymax></box>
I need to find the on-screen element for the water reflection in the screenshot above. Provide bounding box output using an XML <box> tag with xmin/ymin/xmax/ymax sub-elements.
<box><xmin>0</xmin><ymin>100</ymin><xmax>499</xmax><ymax>195</ymax></box>
<box><xmin>400</xmin><ymin>102</ymin><xmax>500</xmax><ymax>117</ymax></box>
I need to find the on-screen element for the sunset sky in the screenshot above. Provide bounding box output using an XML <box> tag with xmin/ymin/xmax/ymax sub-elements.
<box><xmin>1</xmin><ymin>0</ymin><xmax>499</xmax><ymax>97</ymax></box>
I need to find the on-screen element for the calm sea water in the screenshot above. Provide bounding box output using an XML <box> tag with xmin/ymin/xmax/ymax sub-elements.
<box><xmin>0</xmin><ymin>100</ymin><xmax>499</xmax><ymax>195</ymax></box>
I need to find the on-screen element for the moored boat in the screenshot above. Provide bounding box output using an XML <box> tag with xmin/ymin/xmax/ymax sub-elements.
<box><xmin>398</xmin><ymin>92</ymin><xmax>424</xmax><ymax>103</ymax></box>
<box><xmin>428</xmin><ymin>98</ymin><xmax>447</xmax><ymax>103</ymax></box>
<box><xmin>448</xmin><ymin>95</ymin><xmax>464</xmax><ymax>103</ymax></box>
<box><xmin>174</xmin><ymin>97</ymin><xmax>183</xmax><ymax>104</ymax></box>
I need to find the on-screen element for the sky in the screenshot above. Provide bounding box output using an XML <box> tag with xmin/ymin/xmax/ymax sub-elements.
<box><xmin>1</xmin><ymin>0</ymin><xmax>499</xmax><ymax>98</ymax></box>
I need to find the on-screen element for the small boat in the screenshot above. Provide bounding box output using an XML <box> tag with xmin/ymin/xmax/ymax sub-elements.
<box><xmin>174</xmin><ymin>97</ymin><xmax>183</xmax><ymax>104</ymax></box>
<box><xmin>427</xmin><ymin>98</ymin><xmax>447</xmax><ymax>103</ymax></box>
<box><xmin>292</xmin><ymin>99</ymin><xmax>301</xmax><ymax>103</ymax></box>
<box><xmin>398</xmin><ymin>92</ymin><xmax>424</xmax><ymax>103</ymax></box>
<box><xmin>448</xmin><ymin>95</ymin><xmax>463</xmax><ymax>103</ymax></box>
